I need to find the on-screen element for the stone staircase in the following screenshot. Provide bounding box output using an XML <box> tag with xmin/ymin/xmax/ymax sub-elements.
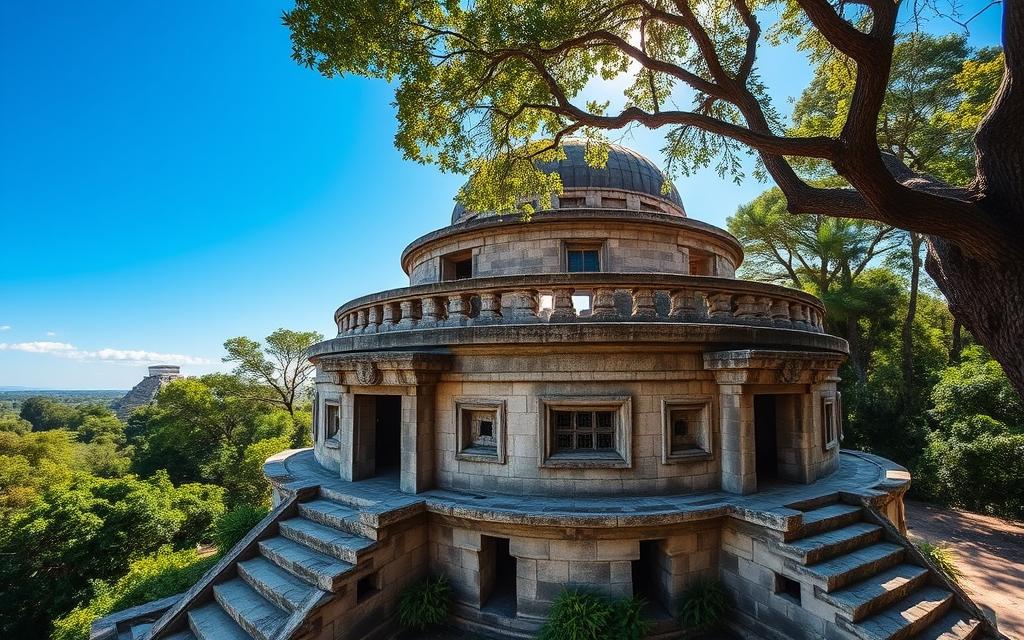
<box><xmin>773</xmin><ymin>496</ymin><xmax>998</xmax><ymax>640</ymax></box>
<box><xmin>144</xmin><ymin>491</ymin><xmax>377</xmax><ymax>640</ymax></box>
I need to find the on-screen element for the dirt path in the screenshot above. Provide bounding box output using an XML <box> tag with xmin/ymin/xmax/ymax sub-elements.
<box><xmin>905</xmin><ymin>500</ymin><xmax>1024</xmax><ymax>639</ymax></box>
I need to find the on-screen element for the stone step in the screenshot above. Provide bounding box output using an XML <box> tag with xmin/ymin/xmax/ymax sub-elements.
<box><xmin>795</xmin><ymin>503</ymin><xmax>864</xmax><ymax>538</ymax></box>
<box><xmin>786</xmin><ymin>492</ymin><xmax>841</xmax><ymax>512</ymax></box>
<box><xmin>817</xmin><ymin>564</ymin><xmax>931</xmax><ymax>622</ymax></box>
<box><xmin>298</xmin><ymin>499</ymin><xmax>376</xmax><ymax>539</ymax></box>
<box><xmin>839</xmin><ymin>586</ymin><xmax>955</xmax><ymax>640</ymax></box>
<box><xmin>237</xmin><ymin>556</ymin><xmax>321</xmax><ymax>612</ymax></box>
<box><xmin>129</xmin><ymin>623</ymin><xmax>152</xmax><ymax>639</ymax></box>
<box><xmin>278</xmin><ymin>517</ymin><xmax>374</xmax><ymax>564</ymax></box>
<box><xmin>915</xmin><ymin>609</ymin><xmax>983</xmax><ymax>640</ymax></box>
<box><xmin>164</xmin><ymin>630</ymin><xmax>197</xmax><ymax>640</ymax></box>
<box><xmin>213</xmin><ymin>578</ymin><xmax>288</xmax><ymax>640</ymax></box>
<box><xmin>258</xmin><ymin>535</ymin><xmax>355</xmax><ymax>592</ymax></box>
<box><xmin>775</xmin><ymin>522</ymin><xmax>884</xmax><ymax>564</ymax></box>
<box><xmin>791</xmin><ymin>542</ymin><xmax>905</xmax><ymax>592</ymax></box>
<box><xmin>188</xmin><ymin>602</ymin><xmax>250</xmax><ymax>640</ymax></box>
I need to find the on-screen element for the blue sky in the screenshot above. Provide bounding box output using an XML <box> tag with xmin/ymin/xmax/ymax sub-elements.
<box><xmin>0</xmin><ymin>2</ymin><xmax>1002</xmax><ymax>389</ymax></box>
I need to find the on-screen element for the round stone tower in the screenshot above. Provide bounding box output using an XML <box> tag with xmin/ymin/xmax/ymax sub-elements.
<box><xmin>103</xmin><ymin>142</ymin><xmax>992</xmax><ymax>640</ymax></box>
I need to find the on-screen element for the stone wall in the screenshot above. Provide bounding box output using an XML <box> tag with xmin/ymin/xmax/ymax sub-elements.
<box><xmin>406</xmin><ymin>220</ymin><xmax>739</xmax><ymax>285</ymax></box>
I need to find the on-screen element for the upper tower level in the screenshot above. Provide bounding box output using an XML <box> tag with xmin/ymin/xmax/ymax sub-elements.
<box><xmin>403</xmin><ymin>140</ymin><xmax>743</xmax><ymax>286</ymax></box>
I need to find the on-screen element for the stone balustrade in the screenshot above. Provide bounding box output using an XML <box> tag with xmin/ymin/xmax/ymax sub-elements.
<box><xmin>333</xmin><ymin>273</ymin><xmax>826</xmax><ymax>336</ymax></box>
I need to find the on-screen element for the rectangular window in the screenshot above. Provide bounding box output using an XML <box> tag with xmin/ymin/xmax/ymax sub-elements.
<box><xmin>552</xmin><ymin>409</ymin><xmax>616</xmax><ymax>452</ymax></box>
<box><xmin>662</xmin><ymin>399</ymin><xmax>712</xmax><ymax>462</ymax></box>
<box><xmin>441</xmin><ymin>250</ymin><xmax>473</xmax><ymax>281</ymax></box>
<box><xmin>822</xmin><ymin>396</ymin><xmax>838</xmax><ymax>450</ymax></box>
<box><xmin>540</xmin><ymin>397</ymin><xmax>632</xmax><ymax>468</ymax></box>
<box><xmin>567</xmin><ymin>249</ymin><xmax>600</xmax><ymax>272</ymax></box>
<box><xmin>325</xmin><ymin>402</ymin><xmax>340</xmax><ymax>439</ymax></box>
<box><xmin>456</xmin><ymin>399</ymin><xmax>506</xmax><ymax>463</ymax></box>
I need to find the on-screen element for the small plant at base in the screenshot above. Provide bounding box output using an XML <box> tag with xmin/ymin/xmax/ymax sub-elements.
<box><xmin>678</xmin><ymin>578</ymin><xmax>727</xmax><ymax>632</ymax></box>
<box><xmin>917</xmin><ymin>540</ymin><xmax>964</xmax><ymax>585</ymax></box>
<box><xmin>213</xmin><ymin>504</ymin><xmax>269</xmax><ymax>552</ymax></box>
<box><xmin>539</xmin><ymin>590</ymin><xmax>652</xmax><ymax>640</ymax></box>
<box><xmin>398</xmin><ymin>576</ymin><xmax>451</xmax><ymax>631</ymax></box>
<box><xmin>539</xmin><ymin>590</ymin><xmax>612</xmax><ymax>640</ymax></box>
<box><xmin>609</xmin><ymin>595</ymin><xmax>653</xmax><ymax>640</ymax></box>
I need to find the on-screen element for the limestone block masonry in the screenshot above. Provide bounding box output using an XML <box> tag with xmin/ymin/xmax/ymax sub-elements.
<box><xmin>97</xmin><ymin>140</ymin><xmax>1004</xmax><ymax>640</ymax></box>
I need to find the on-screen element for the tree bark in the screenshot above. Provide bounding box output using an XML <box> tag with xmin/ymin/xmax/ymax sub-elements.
<box><xmin>950</xmin><ymin>318</ymin><xmax>963</xmax><ymax>365</ymax></box>
<box><xmin>901</xmin><ymin>232</ymin><xmax>922</xmax><ymax>403</ymax></box>
<box><xmin>926</xmin><ymin>234</ymin><xmax>1024</xmax><ymax>394</ymax></box>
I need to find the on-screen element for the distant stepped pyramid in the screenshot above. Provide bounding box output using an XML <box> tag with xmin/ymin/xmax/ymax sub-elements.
<box><xmin>112</xmin><ymin>365</ymin><xmax>182</xmax><ymax>420</ymax></box>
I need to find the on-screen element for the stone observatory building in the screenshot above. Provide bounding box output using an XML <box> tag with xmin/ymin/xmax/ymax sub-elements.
<box><xmin>105</xmin><ymin>141</ymin><xmax>1001</xmax><ymax>640</ymax></box>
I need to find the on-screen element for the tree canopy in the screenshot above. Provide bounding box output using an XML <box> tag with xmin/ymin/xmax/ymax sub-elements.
<box><xmin>223</xmin><ymin>328</ymin><xmax>323</xmax><ymax>416</ymax></box>
<box><xmin>284</xmin><ymin>0</ymin><xmax>1024</xmax><ymax>396</ymax></box>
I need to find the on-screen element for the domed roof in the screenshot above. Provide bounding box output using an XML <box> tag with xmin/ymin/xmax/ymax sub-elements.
<box><xmin>452</xmin><ymin>139</ymin><xmax>683</xmax><ymax>224</ymax></box>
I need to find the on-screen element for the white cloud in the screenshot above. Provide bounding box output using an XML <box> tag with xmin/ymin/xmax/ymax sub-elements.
<box><xmin>0</xmin><ymin>341</ymin><xmax>213</xmax><ymax>365</ymax></box>
<box><xmin>45</xmin><ymin>331</ymin><xmax>57</xmax><ymax>337</ymax></box>
<box><xmin>0</xmin><ymin>326</ymin><xmax>10</xmax><ymax>331</ymax></box>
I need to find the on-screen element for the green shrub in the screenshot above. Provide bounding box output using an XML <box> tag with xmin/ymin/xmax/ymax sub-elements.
<box><xmin>916</xmin><ymin>540</ymin><xmax>964</xmax><ymax>585</ymax></box>
<box><xmin>51</xmin><ymin>546</ymin><xmax>217</xmax><ymax>640</ymax></box>
<box><xmin>213</xmin><ymin>504</ymin><xmax>269</xmax><ymax>552</ymax></box>
<box><xmin>539</xmin><ymin>590</ymin><xmax>651</xmax><ymax>640</ymax></box>
<box><xmin>397</xmin><ymin>576</ymin><xmax>451</xmax><ymax>631</ymax></box>
<box><xmin>678</xmin><ymin>578</ymin><xmax>727</xmax><ymax>632</ymax></box>
<box><xmin>609</xmin><ymin>595</ymin><xmax>653</xmax><ymax>640</ymax></box>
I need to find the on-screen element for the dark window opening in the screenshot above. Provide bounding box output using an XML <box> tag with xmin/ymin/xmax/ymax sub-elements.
<box><xmin>442</xmin><ymin>250</ymin><xmax>473</xmax><ymax>281</ymax></box>
<box><xmin>567</xmin><ymin>249</ymin><xmax>600</xmax><ymax>273</ymax></box>
<box><xmin>481</xmin><ymin>536</ymin><xmax>517</xmax><ymax>616</ymax></box>
<box><xmin>357</xmin><ymin>571</ymin><xmax>381</xmax><ymax>603</ymax></box>
<box><xmin>479</xmin><ymin>420</ymin><xmax>493</xmax><ymax>438</ymax></box>
<box><xmin>454</xmin><ymin>258</ymin><xmax>472</xmax><ymax>280</ymax></box>
<box><xmin>374</xmin><ymin>395</ymin><xmax>402</xmax><ymax>473</ymax></box>
<box><xmin>775</xmin><ymin>573</ymin><xmax>802</xmax><ymax>604</ymax></box>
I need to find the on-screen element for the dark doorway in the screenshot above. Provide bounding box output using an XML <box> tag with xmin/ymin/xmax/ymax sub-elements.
<box><xmin>480</xmin><ymin>536</ymin><xmax>517</xmax><ymax>616</ymax></box>
<box><xmin>374</xmin><ymin>395</ymin><xmax>402</xmax><ymax>473</ymax></box>
<box><xmin>754</xmin><ymin>395</ymin><xmax>779</xmax><ymax>480</ymax></box>
<box><xmin>633</xmin><ymin>540</ymin><xmax>668</xmax><ymax>611</ymax></box>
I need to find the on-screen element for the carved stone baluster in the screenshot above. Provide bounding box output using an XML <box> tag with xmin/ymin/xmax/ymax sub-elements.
<box><xmin>669</xmin><ymin>289</ymin><xmax>700</xmax><ymax>320</ymax></box>
<box><xmin>733</xmin><ymin>295</ymin><xmax>759</xmax><ymax>320</ymax></box>
<box><xmin>445</xmin><ymin>294</ymin><xmax>472</xmax><ymax>326</ymax></box>
<box><xmin>501</xmin><ymin>289</ymin><xmax>540</xmax><ymax>323</ymax></box>
<box><xmin>770</xmin><ymin>299</ymin><xmax>792</xmax><ymax>327</ymax></box>
<box><xmin>354</xmin><ymin>309</ymin><xmax>368</xmax><ymax>334</ymax></box>
<box><xmin>589</xmin><ymin>287</ymin><xmax>618</xmax><ymax>320</ymax></box>
<box><xmin>476</xmin><ymin>292</ymin><xmax>502</xmax><ymax>323</ymax></box>
<box><xmin>631</xmin><ymin>287</ymin><xmax>657</xmax><ymax>320</ymax></box>
<box><xmin>397</xmin><ymin>299</ymin><xmax>421</xmax><ymax>330</ymax></box>
<box><xmin>548</xmin><ymin>287</ymin><xmax>577</xmax><ymax>322</ymax></box>
<box><xmin>381</xmin><ymin>302</ymin><xmax>399</xmax><ymax>332</ymax></box>
<box><xmin>420</xmin><ymin>296</ymin><xmax>443</xmax><ymax>328</ymax></box>
<box><xmin>791</xmin><ymin>303</ymin><xmax>807</xmax><ymax>328</ymax></box>
<box><xmin>706</xmin><ymin>293</ymin><xmax>734</xmax><ymax>320</ymax></box>
<box><xmin>365</xmin><ymin>305</ymin><xmax>382</xmax><ymax>334</ymax></box>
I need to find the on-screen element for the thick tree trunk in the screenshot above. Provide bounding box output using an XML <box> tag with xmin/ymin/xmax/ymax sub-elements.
<box><xmin>949</xmin><ymin>318</ymin><xmax>963</xmax><ymax>365</ymax></box>
<box><xmin>901</xmin><ymin>232</ymin><xmax>922</xmax><ymax>402</ymax></box>
<box><xmin>926</xmin><ymin>235</ymin><xmax>1024</xmax><ymax>394</ymax></box>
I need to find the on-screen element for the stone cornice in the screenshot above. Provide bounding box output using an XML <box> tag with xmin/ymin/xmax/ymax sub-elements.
<box><xmin>703</xmin><ymin>349</ymin><xmax>848</xmax><ymax>384</ymax></box>
<box><xmin>308</xmin><ymin>324</ymin><xmax>849</xmax><ymax>359</ymax></box>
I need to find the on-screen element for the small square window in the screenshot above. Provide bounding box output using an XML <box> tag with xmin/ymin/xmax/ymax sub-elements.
<box><xmin>774</xmin><ymin>573</ymin><xmax>801</xmax><ymax>604</ymax></box>
<box><xmin>540</xmin><ymin>397</ymin><xmax>632</xmax><ymax>468</ymax></box>
<box><xmin>442</xmin><ymin>250</ymin><xmax>473</xmax><ymax>281</ymax></box>
<box><xmin>357</xmin><ymin>571</ymin><xmax>381</xmax><ymax>603</ymax></box>
<box><xmin>662</xmin><ymin>399</ymin><xmax>712</xmax><ymax>463</ymax></box>
<box><xmin>566</xmin><ymin>244</ymin><xmax>602</xmax><ymax>273</ymax></box>
<box><xmin>455</xmin><ymin>399</ymin><xmax>506</xmax><ymax>463</ymax></box>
